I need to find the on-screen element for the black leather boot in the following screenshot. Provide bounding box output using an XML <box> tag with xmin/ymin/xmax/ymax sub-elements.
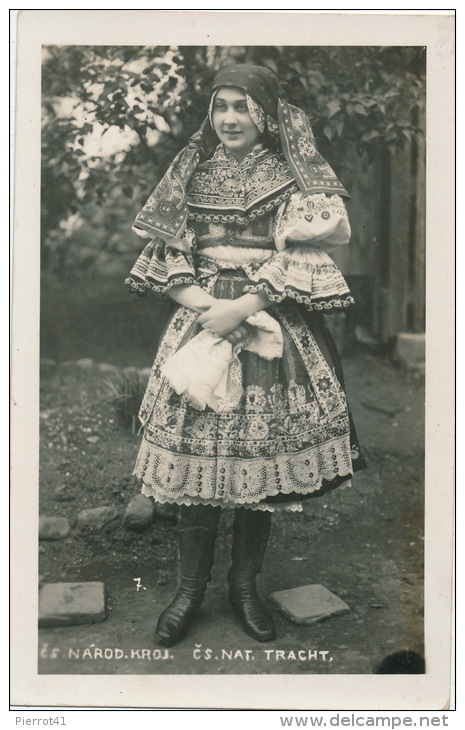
<box><xmin>228</xmin><ymin>508</ymin><xmax>276</xmax><ymax>642</ymax></box>
<box><xmin>155</xmin><ymin>505</ymin><xmax>220</xmax><ymax>646</ymax></box>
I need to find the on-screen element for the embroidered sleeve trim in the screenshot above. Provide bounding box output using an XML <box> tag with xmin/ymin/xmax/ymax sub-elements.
<box><xmin>125</xmin><ymin>236</ymin><xmax>199</xmax><ymax>299</ymax></box>
<box><xmin>125</xmin><ymin>274</ymin><xmax>199</xmax><ymax>299</ymax></box>
<box><xmin>244</xmin><ymin>280</ymin><xmax>355</xmax><ymax>311</ymax></box>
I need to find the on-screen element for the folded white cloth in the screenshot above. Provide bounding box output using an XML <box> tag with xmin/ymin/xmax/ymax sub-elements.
<box><xmin>161</xmin><ymin>311</ymin><xmax>283</xmax><ymax>411</ymax></box>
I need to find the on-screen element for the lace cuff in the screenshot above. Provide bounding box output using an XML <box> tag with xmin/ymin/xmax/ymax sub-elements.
<box><xmin>243</xmin><ymin>245</ymin><xmax>354</xmax><ymax>312</ymax></box>
<box><xmin>125</xmin><ymin>237</ymin><xmax>198</xmax><ymax>299</ymax></box>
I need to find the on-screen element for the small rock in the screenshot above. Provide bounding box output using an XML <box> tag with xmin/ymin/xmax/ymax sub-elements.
<box><xmin>54</xmin><ymin>485</ymin><xmax>76</xmax><ymax>502</ymax></box>
<box><xmin>157</xmin><ymin>578</ymin><xmax>168</xmax><ymax>586</ymax></box>
<box><xmin>39</xmin><ymin>545</ymin><xmax>46</xmax><ymax>554</ymax></box>
<box><xmin>39</xmin><ymin>516</ymin><xmax>71</xmax><ymax>541</ymax></box>
<box><xmin>86</xmin><ymin>436</ymin><xmax>100</xmax><ymax>444</ymax></box>
<box><xmin>123</xmin><ymin>494</ymin><xmax>155</xmax><ymax>532</ymax></box>
<box><xmin>39</xmin><ymin>582</ymin><xmax>106</xmax><ymax>627</ymax></box>
<box><xmin>269</xmin><ymin>584</ymin><xmax>350</xmax><ymax>625</ymax></box>
<box><xmin>77</xmin><ymin>506</ymin><xmax>118</xmax><ymax>530</ymax></box>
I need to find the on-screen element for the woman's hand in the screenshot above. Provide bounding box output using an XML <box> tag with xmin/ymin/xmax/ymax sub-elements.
<box><xmin>197</xmin><ymin>299</ymin><xmax>248</xmax><ymax>338</ymax></box>
<box><xmin>224</xmin><ymin>322</ymin><xmax>254</xmax><ymax>347</ymax></box>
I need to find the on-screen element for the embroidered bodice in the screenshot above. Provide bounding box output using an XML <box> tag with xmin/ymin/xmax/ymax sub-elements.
<box><xmin>183</xmin><ymin>143</ymin><xmax>350</xmax><ymax>265</ymax></box>
<box><xmin>187</xmin><ymin>144</ymin><xmax>296</xmax><ymax>225</ymax></box>
<box><xmin>126</xmin><ymin>143</ymin><xmax>354</xmax><ymax>311</ymax></box>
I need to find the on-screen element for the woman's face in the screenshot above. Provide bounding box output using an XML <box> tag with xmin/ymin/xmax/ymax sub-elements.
<box><xmin>211</xmin><ymin>87</ymin><xmax>261</xmax><ymax>160</ymax></box>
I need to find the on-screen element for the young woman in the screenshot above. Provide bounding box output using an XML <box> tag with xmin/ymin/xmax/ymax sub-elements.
<box><xmin>126</xmin><ymin>64</ymin><xmax>366</xmax><ymax>647</ymax></box>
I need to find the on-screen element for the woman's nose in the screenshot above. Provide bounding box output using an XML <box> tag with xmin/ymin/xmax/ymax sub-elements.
<box><xmin>224</xmin><ymin>107</ymin><xmax>238</xmax><ymax>126</ymax></box>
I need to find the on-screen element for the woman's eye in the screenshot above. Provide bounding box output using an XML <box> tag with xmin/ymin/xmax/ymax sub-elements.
<box><xmin>236</xmin><ymin>104</ymin><xmax>248</xmax><ymax>112</ymax></box>
<box><xmin>214</xmin><ymin>103</ymin><xmax>226</xmax><ymax>111</ymax></box>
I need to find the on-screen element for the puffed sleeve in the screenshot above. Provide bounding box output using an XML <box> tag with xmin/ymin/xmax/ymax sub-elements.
<box><xmin>274</xmin><ymin>191</ymin><xmax>351</xmax><ymax>252</ymax></box>
<box><xmin>243</xmin><ymin>193</ymin><xmax>355</xmax><ymax>312</ymax></box>
<box><xmin>125</xmin><ymin>226</ymin><xmax>198</xmax><ymax>299</ymax></box>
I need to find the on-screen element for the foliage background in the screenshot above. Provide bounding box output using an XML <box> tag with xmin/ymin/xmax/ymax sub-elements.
<box><xmin>41</xmin><ymin>45</ymin><xmax>426</xmax><ymax>284</ymax></box>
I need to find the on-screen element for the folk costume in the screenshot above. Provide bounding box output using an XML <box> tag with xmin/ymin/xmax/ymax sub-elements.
<box><xmin>126</xmin><ymin>65</ymin><xmax>366</xmax><ymax>645</ymax></box>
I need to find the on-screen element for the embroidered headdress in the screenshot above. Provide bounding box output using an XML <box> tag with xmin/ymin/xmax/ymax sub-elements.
<box><xmin>133</xmin><ymin>64</ymin><xmax>349</xmax><ymax>240</ymax></box>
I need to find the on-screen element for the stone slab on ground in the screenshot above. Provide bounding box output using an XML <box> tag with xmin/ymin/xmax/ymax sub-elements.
<box><xmin>123</xmin><ymin>494</ymin><xmax>155</xmax><ymax>531</ymax></box>
<box><xmin>39</xmin><ymin>516</ymin><xmax>71</xmax><ymax>541</ymax></box>
<box><xmin>269</xmin><ymin>584</ymin><xmax>350</xmax><ymax>625</ymax></box>
<box><xmin>395</xmin><ymin>333</ymin><xmax>425</xmax><ymax>370</ymax></box>
<box><xmin>39</xmin><ymin>582</ymin><xmax>106</xmax><ymax>627</ymax></box>
<box><xmin>77</xmin><ymin>505</ymin><xmax>118</xmax><ymax>530</ymax></box>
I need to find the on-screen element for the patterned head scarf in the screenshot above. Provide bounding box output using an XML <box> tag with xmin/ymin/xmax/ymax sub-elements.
<box><xmin>210</xmin><ymin>64</ymin><xmax>281</xmax><ymax>138</ymax></box>
<box><xmin>134</xmin><ymin>64</ymin><xmax>349</xmax><ymax>240</ymax></box>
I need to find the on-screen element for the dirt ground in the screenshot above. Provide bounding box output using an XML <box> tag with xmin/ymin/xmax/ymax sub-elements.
<box><xmin>38</xmin><ymin>277</ymin><xmax>425</xmax><ymax>677</ymax></box>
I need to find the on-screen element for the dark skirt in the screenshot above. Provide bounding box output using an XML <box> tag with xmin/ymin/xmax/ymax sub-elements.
<box><xmin>134</xmin><ymin>267</ymin><xmax>366</xmax><ymax>509</ymax></box>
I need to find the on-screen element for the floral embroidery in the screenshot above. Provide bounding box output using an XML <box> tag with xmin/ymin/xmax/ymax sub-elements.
<box><xmin>157</xmin><ymin>199</ymin><xmax>177</xmax><ymax>217</ymax></box>
<box><xmin>245</xmin><ymin>385</ymin><xmax>268</xmax><ymax>412</ymax></box>
<box><xmin>269</xmin><ymin>383</ymin><xmax>286</xmax><ymax>411</ymax></box>
<box><xmin>246</xmin><ymin>94</ymin><xmax>266</xmax><ymax>132</ymax></box>
<box><xmin>316</xmin><ymin>376</ymin><xmax>332</xmax><ymax>392</ymax></box>
<box><xmin>135</xmin><ymin>290</ymin><xmax>356</xmax><ymax>502</ymax></box>
<box><xmin>172</xmin><ymin>318</ymin><xmax>185</xmax><ymax>332</ymax></box>
<box><xmin>187</xmin><ymin>185</ymin><xmax>297</xmax><ymax>226</ymax></box>
<box><xmin>287</xmin><ymin>380</ymin><xmax>307</xmax><ymax>407</ymax></box>
<box><xmin>188</xmin><ymin>145</ymin><xmax>296</xmax><ymax>220</ymax></box>
<box><xmin>247</xmin><ymin>419</ymin><xmax>270</xmax><ymax>441</ymax></box>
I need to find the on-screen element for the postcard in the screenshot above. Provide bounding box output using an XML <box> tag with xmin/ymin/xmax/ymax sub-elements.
<box><xmin>11</xmin><ymin>9</ymin><xmax>455</xmax><ymax>711</ymax></box>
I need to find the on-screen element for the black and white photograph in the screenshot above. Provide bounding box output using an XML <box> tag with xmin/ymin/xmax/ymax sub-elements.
<box><xmin>11</xmin><ymin>10</ymin><xmax>454</xmax><ymax>711</ymax></box>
